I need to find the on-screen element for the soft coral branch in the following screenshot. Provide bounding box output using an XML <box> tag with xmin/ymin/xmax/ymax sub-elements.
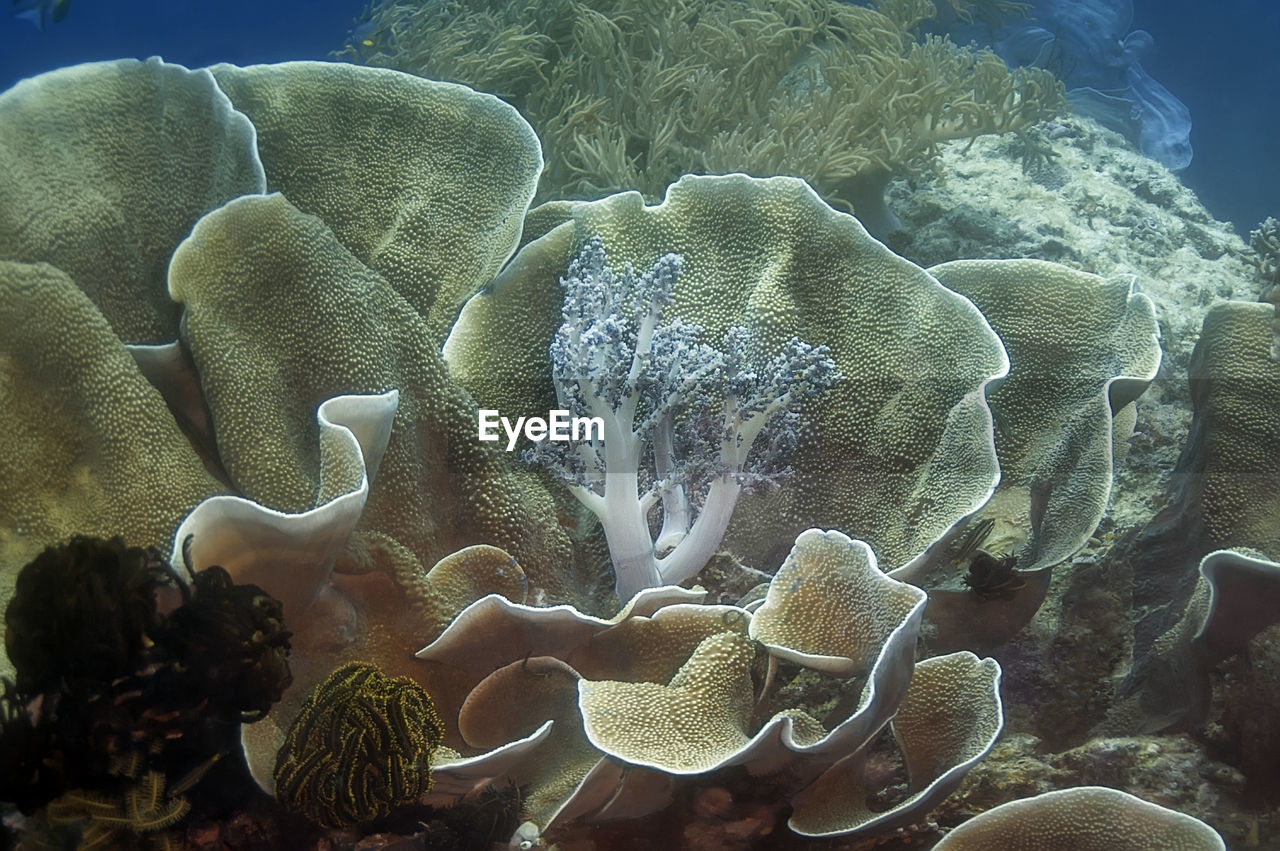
<box><xmin>525</xmin><ymin>236</ymin><xmax>841</xmax><ymax>602</ymax></box>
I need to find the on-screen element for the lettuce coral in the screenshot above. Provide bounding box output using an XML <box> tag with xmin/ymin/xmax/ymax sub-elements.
<box><xmin>446</xmin><ymin>173</ymin><xmax>1008</xmax><ymax>579</ymax></box>
<box><xmin>419</xmin><ymin>530</ymin><xmax>1002</xmax><ymax>844</ymax></box>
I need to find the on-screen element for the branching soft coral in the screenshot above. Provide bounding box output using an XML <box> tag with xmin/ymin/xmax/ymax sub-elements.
<box><xmin>524</xmin><ymin>236</ymin><xmax>840</xmax><ymax>602</ymax></box>
<box><xmin>345</xmin><ymin>0</ymin><xmax>1064</xmax><ymax>232</ymax></box>
<box><xmin>347</xmin><ymin>0</ymin><xmax>1064</xmax><ymax>233</ymax></box>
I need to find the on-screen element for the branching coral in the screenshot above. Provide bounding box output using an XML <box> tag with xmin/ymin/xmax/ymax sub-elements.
<box><xmin>350</xmin><ymin>0</ymin><xmax>1064</xmax><ymax>231</ymax></box>
<box><xmin>1250</xmin><ymin>217</ymin><xmax>1280</xmax><ymax>357</ymax></box>
<box><xmin>1252</xmin><ymin>217</ymin><xmax>1280</xmax><ymax>287</ymax></box>
<box><xmin>524</xmin><ymin>235</ymin><xmax>840</xmax><ymax>601</ymax></box>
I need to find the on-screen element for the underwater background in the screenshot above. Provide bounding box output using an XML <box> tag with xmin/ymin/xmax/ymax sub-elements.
<box><xmin>1</xmin><ymin>1</ymin><xmax>1279</xmax><ymax>849</ymax></box>
<box><xmin>1</xmin><ymin>0</ymin><xmax>1277</xmax><ymax>233</ymax></box>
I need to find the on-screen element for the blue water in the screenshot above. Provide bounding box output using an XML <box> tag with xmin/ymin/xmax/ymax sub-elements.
<box><xmin>0</xmin><ymin>0</ymin><xmax>367</xmax><ymax>87</ymax></box>
<box><xmin>0</xmin><ymin>0</ymin><xmax>1277</xmax><ymax>237</ymax></box>
<box><xmin>1132</xmin><ymin>0</ymin><xmax>1280</xmax><ymax>235</ymax></box>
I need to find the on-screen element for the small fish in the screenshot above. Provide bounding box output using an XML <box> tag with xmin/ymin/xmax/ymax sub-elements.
<box><xmin>12</xmin><ymin>0</ymin><xmax>70</xmax><ymax>31</ymax></box>
<box><xmin>350</xmin><ymin>20</ymin><xmax>380</xmax><ymax>49</ymax></box>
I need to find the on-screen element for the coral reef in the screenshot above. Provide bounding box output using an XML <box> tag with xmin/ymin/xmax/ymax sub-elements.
<box><xmin>419</xmin><ymin>530</ymin><xmax>1002</xmax><ymax>845</ymax></box>
<box><xmin>884</xmin><ymin>105</ymin><xmax>1276</xmax><ymax>846</ymax></box>
<box><xmin>0</xmin><ymin>43</ymin><xmax>1267</xmax><ymax>849</ymax></box>
<box><xmin>926</xmin><ymin>259</ymin><xmax>1160</xmax><ymax>574</ymax></box>
<box><xmin>446</xmin><ymin>173</ymin><xmax>1008</xmax><ymax>578</ymax></box>
<box><xmin>0</xmin><ymin>56</ymin><xmax>577</xmax><ymax>794</ymax></box>
<box><xmin>526</xmin><ymin>235</ymin><xmax>840</xmax><ymax>600</ymax></box>
<box><xmin>351</xmin><ymin>0</ymin><xmax>1063</xmax><ymax>232</ymax></box>
<box><xmin>1100</xmin><ymin>303</ymin><xmax>1280</xmax><ymax>734</ymax></box>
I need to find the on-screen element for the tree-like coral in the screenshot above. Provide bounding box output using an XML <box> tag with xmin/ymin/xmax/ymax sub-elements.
<box><xmin>347</xmin><ymin>0</ymin><xmax>1064</xmax><ymax>233</ymax></box>
<box><xmin>524</xmin><ymin>236</ymin><xmax>840</xmax><ymax>601</ymax></box>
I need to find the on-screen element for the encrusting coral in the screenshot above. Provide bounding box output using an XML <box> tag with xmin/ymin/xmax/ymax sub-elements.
<box><xmin>350</xmin><ymin>0</ymin><xmax>1063</xmax><ymax>233</ymax></box>
<box><xmin>932</xmin><ymin>786</ymin><xmax>1225</xmax><ymax>849</ymax></box>
<box><xmin>273</xmin><ymin>661</ymin><xmax>444</xmax><ymax>829</ymax></box>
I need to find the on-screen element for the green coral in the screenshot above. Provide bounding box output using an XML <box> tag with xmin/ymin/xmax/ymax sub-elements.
<box><xmin>928</xmin><ymin>260</ymin><xmax>1161</xmax><ymax>572</ymax></box>
<box><xmin>351</xmin><ymin>0</ymin><xmax>1063</xmax><ymax>230</ymax></box>
<box><xmin>274</xmin><ymin>661</ymin><xmax>445</xmax><ymax>829</ymax></box>
<box><xmin>0</xmin><ymin>261</ymin><xmax>222</xmax><ymax>657</ymax></box>
<box><xmin>446</xmin><ymin>173</ymin><xmax>1007</xmax><ymax>573</ymax></box>
<box><xmin>168</xmin><ymin>192</ymin><xmax>572</xmax><ymax>596</ymax></box>
<box><xmin>208</xmin><ymin>61</ymin><xmax>543</xmax><ymax>341</ymax></box>
<box><xmin>0</xmin><ymin>58</ymin><xmax>265</xmax><ymax>343</ymax></box>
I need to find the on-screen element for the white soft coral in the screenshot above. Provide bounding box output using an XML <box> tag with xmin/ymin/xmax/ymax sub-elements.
<box><xmin>525</xmin><ymin>235</ymin><xmax>840</xmax><ymax>602</ymax></box>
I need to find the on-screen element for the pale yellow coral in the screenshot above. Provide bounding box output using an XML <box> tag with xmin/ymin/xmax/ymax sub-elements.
<box><xmin>932</xmin><ymin>786</ymin><xmax>1225</xmax><ymax>850</ymax></box>
<box><xmin>168</xmin><ymin>193</ymin><xmax>571</xmax><ymax>595</ymax></box>
<box><xmin>0</xmin><ymin>57</ymin><xmax>264</xmax><ymax>343</ymax></box>
<box><xmin>0</xmin><ymin>261</ymin><xmax>223</xmax><ymax>680</ymax></box>
<box><xmin>208</xmin><ymin>61</ymin><xmax>542</xmax><ymax>341</ymax></box>
<box><xmin>578</xmin><ymin>631</ymin><xmax>758</xmax><ymax>774</ymax></box>
<box><xmin>750</xmin><ymin>528</ymin><xmax>926</xmax><ymax>674</ymax></box>
<box><xmin>928</xmin><ymin>260</ymin><xmax>1161</xmax><ymax>571</ymax></box>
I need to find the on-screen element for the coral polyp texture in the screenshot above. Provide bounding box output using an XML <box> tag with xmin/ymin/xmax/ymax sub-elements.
<box><xmin>445</xmin><ymin>173</ymin><xmax>1009</xmax><ymax>577</ymax></box>
<box><xmin>932</xmin><ymin>786</ymin><xmax>1225</xmax><ymax>850</ymax></box>
<box><xmin>419</xmin><ymin>530</ymin><xmax>1003</xmax><ymax>845</ymax></box>
<box><xmin>0</xmin><ymin>54</ymin><xmax>568</xmax><ymax>806</ymax></box>
<box><xmin>927</xmin><ymin>259</ymin><xmax>1161</xmax><ymax>572</ymax></box>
